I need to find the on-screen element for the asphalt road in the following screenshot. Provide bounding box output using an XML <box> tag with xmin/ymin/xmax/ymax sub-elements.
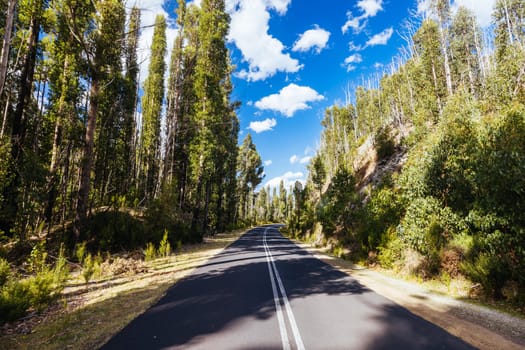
<box><xmin>100</xmin><ymin>225</ymin><xmax>476</xmax><ymax>350</ymax></box>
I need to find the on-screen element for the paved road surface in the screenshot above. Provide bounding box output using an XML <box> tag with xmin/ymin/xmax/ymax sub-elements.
<box><xmin>101</xmin><ymin>225</ymin><xmax>475</xmax><ymax>349</ymax></box>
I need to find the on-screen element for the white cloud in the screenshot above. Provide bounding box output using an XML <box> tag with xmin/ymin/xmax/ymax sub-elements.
<box><xmin>266</xmin><ymin>0</ymin><xmax>292</xmax><ymax>15</ymax></box>
<box><xmin>292</xmin><ymin>26</ymin><xmax>331</xmax><ymax>54</ymax></box>
<box><xmin>344</xmin><ymin>54</ymin><xmax>363</xmax><ymax>65</ymax></box>
<box><xmin>349</xmin><ymin>41</ymin><xmax>364</xmax><ymax>52</ymax></box>
<box><xmin>228</xmin><ymin>0</ymin><xmax>302</xmax><ymax>81</ymax></box>
<box><xmin>248</xmin><ymin>118</ymin><xmax>277</xmax><ymax>133</ymax></box>
<box><xmin>255</xmin><ymin>83</ymin><xmax>324</xmax><ymax>117</ymax></box>
<box><xmin>342</xmin><ymin>13</ymin><xmax>366</xmax><ymax>34</ymax></box>
<box><xmin>289</xmin><ymin>154</ymin><xmax>311</xmax><ymax>165</ymax></box>
<box><xmin>358</xmin><ymin>0</ymin><xmax>383</xmax><ymax>17</ymax></box>
<box><xmin>366</xmin><ymin>27</ymin><xmax>394</xmax><ymax>46</ymax></box>
<box><xmin>299</xmin><ymin>156</ymin><xmax>311</xmax><ymax>164</ymax></box>
<box><xmin>342</xmin><ymin>0</ymin><xmax>383</xmax><ymax>34</ymax></box>
<box><xmin>343</xmin><ymin>53</ymin><xmax>363</xmax><ymax>71</ymax></box>
<box><xmin>264</xmin><ymin>160</ymin><xmax>273</xmax><ymax>166</ymax></box>
<box><xmin>264</xmin><ymin>171</ymin><xmax>305</xmax><ymax>191</ymax></box>
<box><xmin>452</xmin><ymin>0</ymin><xmax>496</xmax><ymax>27</ymax></box>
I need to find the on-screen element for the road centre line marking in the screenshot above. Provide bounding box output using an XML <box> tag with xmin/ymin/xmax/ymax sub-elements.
<box><xmin>263</xmin><ymin>228</ymin><xmax>291</xmax><ymax>350</ymax></box>
<box><xmin>263</xmin><ymin>228</ymin><xmax>306</xmax><ymax>350</ymax></box>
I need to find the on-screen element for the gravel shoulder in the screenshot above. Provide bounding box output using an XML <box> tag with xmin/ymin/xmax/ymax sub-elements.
<box><xmin>297</xmin><ymin>242</ymin><xmax>525</xmax><ymax>350</ymax></box>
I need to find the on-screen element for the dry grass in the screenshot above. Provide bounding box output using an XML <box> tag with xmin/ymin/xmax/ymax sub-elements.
<box><xmin>0</xmin><ymin>229</ymin><xmax>246</xmax><ymax>350</ymax></box>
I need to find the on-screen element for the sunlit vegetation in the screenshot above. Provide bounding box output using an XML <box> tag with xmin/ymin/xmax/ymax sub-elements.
<box><xmin>270</xmin><ymin>0</ymin><xmax>525</xmax><ymax>306</ymax></box>
<box><xmin>0</xmin><ymin>0</ymin><xmax>265</xmax><ymax>325</ymax></box>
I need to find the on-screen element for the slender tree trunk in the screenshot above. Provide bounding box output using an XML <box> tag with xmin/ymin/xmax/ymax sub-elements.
<box><xmin>1</xmin><ymin>93</ymin><xmax>11</xmax><ymax>138</ymax></box>
<box><xmin>74</xmin><ymin>78</ymin><xmax>99</xmax><ymax>238</ymax></box>
<box><xmin>6</xmin><ymin>11</ymin><xmax>40</xmax><ymax>232</ymax></box>
<box><xmin>12</xmin><ymin>13</ymin><xmax>40</xmax><ymax>161</ymax></box>
<box><xmin>46</xmin><ymin>58</ymin><xmax>69</xmax><ymax>225</ymax></box>
<box><xmin>0</xmin><ymin>0</ymin><xmax>16</xmax><ymax>99</ymax></box>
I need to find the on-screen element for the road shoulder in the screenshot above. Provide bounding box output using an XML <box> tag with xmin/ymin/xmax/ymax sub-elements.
<box><xmin>295</xmin><ymin>241</ymin><xmax>525</xmax><ymax>350</ymax></box>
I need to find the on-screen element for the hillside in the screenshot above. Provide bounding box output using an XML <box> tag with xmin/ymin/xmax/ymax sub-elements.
<box><xmin>283</xmin><ymin>2</ymin><xmax>525</xmax><ymax>308</ymax></box>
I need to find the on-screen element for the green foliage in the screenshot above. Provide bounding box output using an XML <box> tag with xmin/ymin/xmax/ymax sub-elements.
<box><xmin>399</xmin><ymin>197</ymin><xmax>465</xmax><ymax>256</ymax></box>
<box><xmin>0</xmin><ymin>258</ymin><xmax>11</xmax><ymax>287</ymax></box>
<box><xmin>0</xmin><ymin>257</ymin><xmax>67</xmax><ymax>324</ymax></box>
<box><xmin>82</xmin><ymin>253</ymin><xmax>95</xmax><ymax>284</ymax></box>
<box><xmin>358</xmin><ymin>182</ymin><xmax>404</xmax><ymax>251</ymax></box>
<box><xmin>0</xmin><ymin>279</ymin><xmax>31</xmax><ymax>323</ymax></box>
<box><xmin>144</xmin><ymin>242</ymin><xmax>156</xmax><ymax>262</ymax></box>
<box><xmin>374</xmin><ymin>126</ymin><xmax>396</xmax><ymax>161</ymax></box>
<box><xmin>158</xmin><ymin>230</ymin><xmax>171</xmax><ymax>258</ymax></box>
<box><xmin>27</xmin><ymin>241</ymin><xmax>48</xmax><ymax>273</ymax></box>
<box><xmin>319</xmin><ymin>168</ymin><xmax>358</xmax><ymax>235</ymax></box>
<box><xmin>462</xmin><ymin>252</ymin><xmax>510</xmax><ymax>299</ymax></box>
<box><xmin>145</xmin><ymin>192</ymin><xmax>191</xmax><ymax>244</ymax></box>
<box><xmin>75</xmin><ymin>241</ymin><xmax>87</xmax><ymax>264</ymax></box>
<box><xmin>377</xmin><ymin>232</ymin><xmax>405</xmax><ymax>270</ymax></box>
<box><xmin>53</xmin><ymin>244</ymin><xmax>69</xmax><ymax>287</ymax></box>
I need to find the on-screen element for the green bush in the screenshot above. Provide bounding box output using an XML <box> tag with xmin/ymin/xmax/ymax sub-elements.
<box><xmin>75</xmin><ymin>241</ymin><xmax>87</xmax><ymax>264</ymax></box>
<box><xmin>0</xmin><ymin>267</ymin><xmax>64</xmax><ymax>324</ymax></box>
<box><xmin>319</xmin><ymin>168</ymin><xmax>359</xmax><ymax>235</ymax></box>
<box><xmin>158</xmin><ymin>230</ymin><xmax>171</xmax><ymax>258</ymax></box>
<box><xmin>82</xmin><ymin>253</ymin><xmax>96</xmax><ymax>283</ymax></box>
<box><xmin>358</xmin><ymin>183</ymin><xmax>404</xmax><ymax>251</ymax></box>
<box><xmin>374</xmin><ymin>126</ymin><xmax>396</xmax><ymax>161</ymax></box>
<box><xmin>0</xmin><ymin>258</ymin><xmax>10</xmax><ymax>287</ymax></box>
<box><xmin>378</xmin><ymin>231</ymin><xmax>405</xmax><ymax>270</ymax></box>
<box><xmin>399</xmin><ymin>197</ymin><xmax>466</xmax><ymax>256</ymax></box>
<box><xmin>52</xmin><ymin>244</ymin><xmax>69</xmax><ymax>287</ymax></box>
<box><xmin>27</xmin><ymin>241</ymin><xmax>48</xmax><ymax>273</ymax></box>
<box><xmin>0</xmin><ymin>279</ymin><xmax>31</xmax><ymax>323</ymax></box>
<box><xmin>462</xmin><ymin>252</ymin><xmax>510</xmax><ymax>299</ymax></box>
<box><xmin>144</xmin><ymin>242</ymin><xmax>156</xmax><ymax>262</ymax></box>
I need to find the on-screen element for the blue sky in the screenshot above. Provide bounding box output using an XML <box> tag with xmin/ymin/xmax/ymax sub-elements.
<box><xmin>134</xmin><ymin>0</ymin><xmax>496</xmax><ymax>191</ymax></box>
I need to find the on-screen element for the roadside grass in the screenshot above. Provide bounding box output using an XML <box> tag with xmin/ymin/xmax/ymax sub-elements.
<box><xmin>0</xmin><ymin>229</ymin><xmax>246</xmax><ymax>350</ymax></box>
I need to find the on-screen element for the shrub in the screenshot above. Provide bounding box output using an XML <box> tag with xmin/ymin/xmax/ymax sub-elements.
<box><xmin>25</xmin><ymin>271</ymin><xmax>56</xmax><ymax>311</ymax></box>
<box><xmin>0</xmin><ymin>279</ymin><xmax>31</xmax><ymax>323</ymax></box>
<box><xmin>0</xmin><ymin>258</ymin><xmax>10</xmax><ymax>287</ymax></box>
<box><xmin>82</xmin><ymin>253</ymin><xmax>96</xmax><ymax>283</ymax></box>
<box><xmin>462</xmin><ymin>252</ymin><xmax>510</xmax><ymax>299</ymax></box>
<box><xmin>374</xmin><ymin>126</ymin><xmax>396</xmax><ymax>161</ymax></box>
<box><xmin>27</xmin><ymin>241</ymin><xmax>48</xmax><ymax>274</ymax></box>
<box><xmin>144</xmin><ymin>242</ymin><xmax>156</xmax><ymax>262</ymax></box>
<box><xmin>0</xmin><ymin>268</ymin><xmax>63</xmax><ymax>323</ymax></box>
<box><xmin>358</xmin><ymin>183</ymin><xmax>404</xmax><ymax>252</ymax></box>
<box><xmin>75</xmin><ymin>241</ymin><xmax>87</xmax><ymax>264</ymax></box>
<box><xmin>158</xmin><ymin>230</ymin><xmax>171</xmax><ymax>258</ymax></box>
<box><xmin>399</xmin><ymin>197</ymin><xmax>465</xmax><ymax>256</ymax></box>
<box><xmin>54</xmin><ymin>249</ymin><xmax>69</xmax><ymax>286</ymax></box>
<box><xmin>378</xmin><ymin>231</ymin><xmax>405</xmax><ymax>270</ymax></box>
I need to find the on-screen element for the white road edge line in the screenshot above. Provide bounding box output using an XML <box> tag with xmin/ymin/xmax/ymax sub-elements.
<box><xmin>263</xmin><ymin>228</ymin><xmax>291</xmax><ymax>350</ymax></box>
<box><xmin>264</xmin><ymin>228</ymin><xmax>306</xmax><ymax>350</ymax></box>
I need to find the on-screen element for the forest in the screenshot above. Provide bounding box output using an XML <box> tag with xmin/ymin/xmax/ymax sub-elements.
<box><xmin>0</xmin><ymin>0</ymin><xmax>524</xmax><ymax>327</ymax></box>
<box><xmin>264</xmin><ymin>0</ymin><xmax>525</xmax><ymax>307</ymax></box>
<box><xmin>0</xmin><ymin>0</ymin><xmax>266</xmax><ymax>323</ymax></box>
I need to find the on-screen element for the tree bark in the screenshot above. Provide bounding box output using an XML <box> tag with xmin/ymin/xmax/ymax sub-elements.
<box><xmin>0</xmin><ymin>0</ymin><xmax>16</xmax><ymax>99</ymax></box>
<box><xmin>74</xmin><ymin>77</ymin><xmax>99</xmax><ymax>238</ymax></box>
